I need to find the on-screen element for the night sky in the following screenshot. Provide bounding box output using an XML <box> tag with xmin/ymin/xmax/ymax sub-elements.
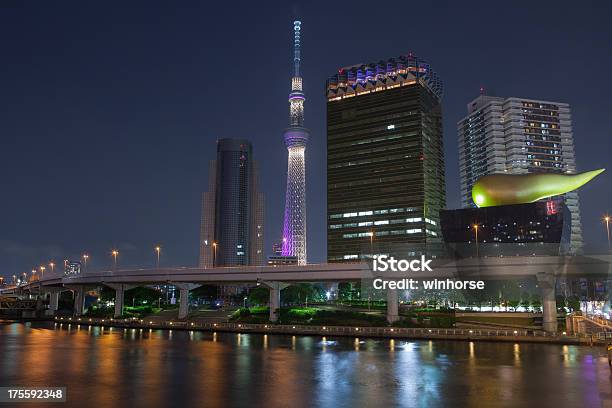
<box><xmin>1</xmin><ymin>1</ymin><xmax>611</xmax><ymax>277</ymax></box>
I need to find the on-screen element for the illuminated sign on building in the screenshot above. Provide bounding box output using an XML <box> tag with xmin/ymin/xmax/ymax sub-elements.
<box><xmin>64</xmin><ymin>261</ymin><xmax>82</xmax><ymax>277</ymax></box>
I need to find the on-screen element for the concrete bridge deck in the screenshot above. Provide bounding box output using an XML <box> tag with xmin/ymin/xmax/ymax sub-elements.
<box><xmin>8</xmin><ymin>254</ymin><xmax>612</xmax><ymax>333</ymax></box>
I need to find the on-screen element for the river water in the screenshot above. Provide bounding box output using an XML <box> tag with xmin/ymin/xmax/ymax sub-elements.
<box><xmin>0</xmin><ymin>322</ymin><xmax>610</xmax><ymax>408</ymax></box>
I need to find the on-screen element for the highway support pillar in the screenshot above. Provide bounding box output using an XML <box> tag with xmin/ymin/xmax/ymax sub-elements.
<box><xmin>259</xmin><ymin>281</ymin><xmax>289</xmax><ymax>322</ymax></box>
<box><xmin>64</xmin><ymin>286</ymin><xmax>88</xmax><ymax>316</ymax></box>
<box><xmin>43</xmin><ymin>287</ymin><xmax>64</xmax><ymax>315</ymax></box>
<box><xmin>171</xmin><ymin>283</ymin><xmax>201</xmax><ymax>320</ymax></box>
<box><xmin>104</xmin><ymin>283</ymin><xmax>138</xmax><ymax>318</ymax></box>
<box><xmin>71</xmin><ymin>286</ymin><xmax>85</xmax><ymax>316</ymax></box>
<box><xmin>387</xmin><ymin>288</ymin><xmax>399</xmax><ymax>324</ymax></box>
<box><xmin>49</xmin><ymin>292</ymin><xmax>60</xmax><ymax>312</ymax></box>
<box><xmin>537</xmin><ymin>272</ymin><xmax>557</xmax><ymax>333</ymax></box>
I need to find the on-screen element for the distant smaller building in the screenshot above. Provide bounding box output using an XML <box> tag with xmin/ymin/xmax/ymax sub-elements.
<box><xmin>271</xmin><ymin>242</ymin><xmax>283</xmax><ymax>256</ymax></box>
<box><xmin>199</xmin><ymin>138</ymin><xmax>264</xmax><ymax>268</ymax></box>
<box><xmin>440</xmin><ymin>200</ymin><xmax>571</xmax><ymax>257</ymax></box>
<box><xmin>267</xmin><ymin>255</ymin><xmax>298</xmax><ymax>266</ymax></box>
<box><xmin>64</xmin><ymin>261</ymin><xmax>82</xmax><ymax>276</ymax></box>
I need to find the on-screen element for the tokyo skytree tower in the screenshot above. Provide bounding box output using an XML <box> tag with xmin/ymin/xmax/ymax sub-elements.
<box><xmin>281</xmin><ymin>20</ymin><xmax>309</xmax><ymax>265</ymax></box>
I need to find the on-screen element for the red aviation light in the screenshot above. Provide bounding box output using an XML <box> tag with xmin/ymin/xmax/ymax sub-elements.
<box><xmin>546</xmin><ymin>200</ymin><xmax>557</xmax><ymax>215</ymax></box>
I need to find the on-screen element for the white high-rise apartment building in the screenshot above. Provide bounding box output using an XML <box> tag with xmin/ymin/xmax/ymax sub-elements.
<box><xmin>457</xmin><ymin>94</ymin><xmax>582</xmax><ymax>254</ymax></box>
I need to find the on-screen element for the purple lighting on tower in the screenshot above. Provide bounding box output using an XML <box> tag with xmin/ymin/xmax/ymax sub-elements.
<box><xmin>280</xmin><ymin>20</ymin><xmax>308</xmax><ymax>264</ymax></box>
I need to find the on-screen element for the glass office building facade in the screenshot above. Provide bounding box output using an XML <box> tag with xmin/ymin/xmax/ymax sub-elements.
<box><xmin>199</xmin><ymin>139</ymin><xmax>264</xmax><ymax>267</ymax></box>
<box><xmin>326</xmin><ymin>55</ymin><xmax>445</xmax><ymax>262</ymax></box>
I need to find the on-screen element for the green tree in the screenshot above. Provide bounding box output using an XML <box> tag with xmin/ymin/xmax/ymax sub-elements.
<box><xmin>248</xmin><ymin>287</ymin><xmax>269</xmax><ymax>305</ymax></box>
<box><xmin>125</xmin><ymin>286</ymin><xmax>162</xmax><ymax>306</ymax></box>
<box><xmin>190</xmin><ymin>285</ymin><xmax>218</xmax><ymax>300</ymax></box>
<box><xmin>556</xmin><ymin>295</ymin><xmax>566</xmax><ymax>310</ymax></box>
<box><xmin>99</xmin><ymin>286</ymin><xmax>115</xmax><ymax>302</ymax></box>
<box><xmin>337</xmin><ymin>282</ymin><xmax>354</xmax><ymax>301</ymax></box>
<box><xmin>567</xmin><ymin>295</ymin><xmax>580</xmax><ymax>313</ymax></box>
<box><xmin>531</xmin><ymin>294</ymin><xmax>542</xmax><ymax>312</ymax></box>
<box><xmin>282</xmin><ymin>284</ymin><xmax>322</xmax><ymax>305</ymax></box>
<box><xmin>464</xmin><ymin>287</ymin><xmax>488</xmax><ymax>311</ymax></box>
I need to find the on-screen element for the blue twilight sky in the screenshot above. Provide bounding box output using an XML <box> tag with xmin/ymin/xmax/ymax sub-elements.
<box><xmin>1</xmin><ymin>0</ymin><xmax>611</xmax><ymax>276</ymax></box>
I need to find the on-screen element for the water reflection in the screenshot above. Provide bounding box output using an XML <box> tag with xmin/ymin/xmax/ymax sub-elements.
<box><xmin>0</xmin><ymin>322</ymin><xmax>610</xmax><ymax>408</ymax></box>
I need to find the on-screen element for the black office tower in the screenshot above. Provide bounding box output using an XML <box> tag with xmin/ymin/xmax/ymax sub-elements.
<box><xmin>326</xmin><ymin>55</ymin><xmax>445</xmax><ymax>262</ymax></box>
<box><xmin>199</xmin><ymin>139</ymin><xmax>264</xmax><ymax>267</ymax></box>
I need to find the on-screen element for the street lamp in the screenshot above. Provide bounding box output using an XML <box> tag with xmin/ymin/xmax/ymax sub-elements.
<box><xmin>48</xmin><ymin>262</ymin><xmax>54</xmax><ymax>274</ymax></box>
<box><xmin>212</xmin><ymin>242</ymin><xmax>218</xmax><ymax>266</ymax></box>
<box><xmin>604</xmin><ymin>215</ymin><xmax>611</xmax><ymax>252</ymax></box>
<box><xmin>243</xmin><ymin>296</ymin><xmax>247</xmax><ymax>308</ymax></box>
<box><xmin>369</xmin><ymin>231</ymin><xmax>374</xmax><ymax>259</ymax></box>
<box><xmin>39</xmin><ymin>265</ymin><xmax>46</xmax><ymax>278</ymax></box>
<box><xmin>155</xmin><ymin>246</ymin><xmax>161</xmax><ymax>268</ymax></box>
<box><xmin>473</xmin><ymin>224</ymin><xmax>479</xmax><ymax>257</ymax></box>
<box><xmin>12</xmin><ymin>274</ymin><xmax>16</xmax><ymax>284</ymax></box>
<box><xmin>111</xmin><ymin>250</ymin><xmax>119</xmax><ymax>270</ymax></box>
<box><xmin>82</xmin><ymin>254</ymin><xmax>89</xmax><ymax>272</ymax></box>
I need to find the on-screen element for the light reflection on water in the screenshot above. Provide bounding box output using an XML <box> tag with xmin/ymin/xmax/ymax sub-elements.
<box><xmin>0</xmin><ymin>321</ymin><xmax>610</xmax><ymax>408</ymax></box>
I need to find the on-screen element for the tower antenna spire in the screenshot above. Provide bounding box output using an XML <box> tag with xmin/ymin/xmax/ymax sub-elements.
<box><xmin>293</xmin><ymin>20</ymin><xmax>301</xmax><ymax>77</ymax></box>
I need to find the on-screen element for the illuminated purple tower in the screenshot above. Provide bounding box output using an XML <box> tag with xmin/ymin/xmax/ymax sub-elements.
<box><xmin>281</xmin><ymin>20</ymin><xmax>308</xmax><ymax>265</ymax></box>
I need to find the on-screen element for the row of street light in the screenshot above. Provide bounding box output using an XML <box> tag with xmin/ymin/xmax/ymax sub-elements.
<box><xmin>12</xmin><ymin>246</ymin><xmax>164</xmax><ymax>285</ymax></box>
<box><xmin>5</xmin><ymin>216</ymin><xmax>610</xmax><ymax>286</ymax></box>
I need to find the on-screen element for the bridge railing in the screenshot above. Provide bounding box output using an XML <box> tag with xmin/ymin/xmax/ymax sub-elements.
<box><xmin>597</xmin><ymin>332</ymin><xmax>612</xmax><ymax>341</ymax></box>
<box><xmin>584</xmin><ymin>313</ymin><xmax>612</xmax><ymax>329</ymax></box>
<box><xmin>53</xmin><ymin>316</ymin><xmax>609</xmax><ymax>341</ymax></box>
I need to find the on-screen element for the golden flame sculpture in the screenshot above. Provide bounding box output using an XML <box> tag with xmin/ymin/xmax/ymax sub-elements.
<box><xmin>472</xmin><ymin>169</ymin><xmax>605</xmax><ymax>208</ymax></box>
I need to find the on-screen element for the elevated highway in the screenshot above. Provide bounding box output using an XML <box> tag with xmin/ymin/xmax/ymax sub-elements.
<box><xmin>13</xmin><ymin>254</ymin><xmax>612</xmax><ymax>333</ymax></box>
